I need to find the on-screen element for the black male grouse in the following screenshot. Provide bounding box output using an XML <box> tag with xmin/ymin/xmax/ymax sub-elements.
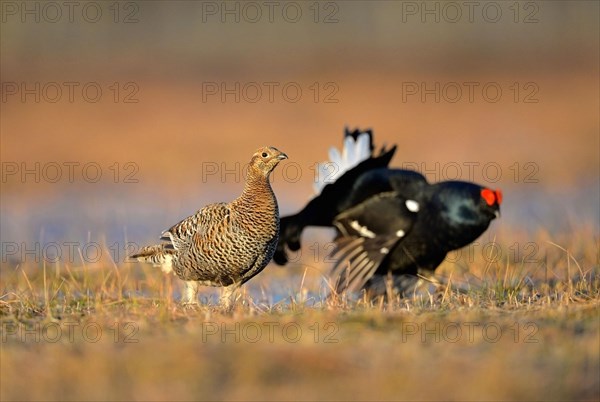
<box><xmin>274</xmin><ymin>128</ymin><xmax>502</xmax><ymax>297</ymax></box>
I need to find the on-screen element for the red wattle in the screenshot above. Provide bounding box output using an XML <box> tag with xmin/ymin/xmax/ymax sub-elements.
<box><xmin>481</xmin><ymin>188</ymin><xmax>496</xmax><ymax>206</ymax></box>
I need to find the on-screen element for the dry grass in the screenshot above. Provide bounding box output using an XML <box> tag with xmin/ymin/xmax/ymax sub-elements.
<box><xmin>2</xmin><ymin>3</ymin><xmax>598</xmax><ymax>399</ymax></box>
<box><xmin>1</xmin><ymin>229</ymin><xmax>598</xmax><ymax>401</ymax></box>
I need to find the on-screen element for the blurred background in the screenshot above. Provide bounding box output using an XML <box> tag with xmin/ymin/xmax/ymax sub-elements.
<box><xmin>1</xmin><ymin>1</ymin><xmax>598</xmax><ymax>291</ymax></box>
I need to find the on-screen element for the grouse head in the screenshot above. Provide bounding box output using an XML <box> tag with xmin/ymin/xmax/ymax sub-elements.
<box><xmin>430</xmin><ymin>181</ymin><xmax>502</xmax><ymax>245</ymax></box>
<box><xmin>250</xmin><ymin>146</ymin><xmax>288</xmax><ymax>178</ymax></box>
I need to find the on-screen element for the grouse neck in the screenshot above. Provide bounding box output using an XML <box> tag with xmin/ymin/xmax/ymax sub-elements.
<box><xmin>236</xmin><ymin>168</ymin><xmax>277</xmax><ymax>211</ymax></box>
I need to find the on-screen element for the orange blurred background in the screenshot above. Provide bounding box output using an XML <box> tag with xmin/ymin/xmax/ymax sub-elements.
<box><xmin>1</xmin><ymin>1</ymin><xmax>598</xmax><ymax>250</ymax></box>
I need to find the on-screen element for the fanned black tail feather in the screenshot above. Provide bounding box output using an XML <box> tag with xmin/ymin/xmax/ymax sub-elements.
<box><xmin>274</xmin><ymin>143</ymin><xmax>396</xmax><ymax>266</ymax></box>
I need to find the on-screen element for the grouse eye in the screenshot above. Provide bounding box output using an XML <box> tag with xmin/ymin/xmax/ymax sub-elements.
<box><xmin>261</xmin><ymin>152</ymin><xmax>268</xmax><ymax>158</ymax></box>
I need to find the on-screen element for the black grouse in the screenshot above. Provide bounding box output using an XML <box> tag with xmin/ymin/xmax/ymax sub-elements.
<box><xmin>131</xmin><ymin>146</ymin><xmax>288</xmax><ymax>307</ymax></box>
<box><xmin>274</xmin><ymin>129</ymin><xmax>501</xmax><ymax>297</ymax></box>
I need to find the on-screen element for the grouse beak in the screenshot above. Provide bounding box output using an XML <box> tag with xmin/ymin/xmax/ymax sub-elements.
<box><xmin>277</xmin><ymin>153</ymin><xmax>288</xmax><ymax>160</ymax></box>
<box><xmin>494</xmin><ymin>209</ymin><xmax>501</xmax><ymax>219</ymax></box>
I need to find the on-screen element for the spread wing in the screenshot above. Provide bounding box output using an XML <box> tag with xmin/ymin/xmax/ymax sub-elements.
<box><xmin>331</xmin><ymin>192</ymin><xmax>419</xmax><ymax>293</ymax></box>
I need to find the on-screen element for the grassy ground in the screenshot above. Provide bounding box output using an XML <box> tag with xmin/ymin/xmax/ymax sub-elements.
<box><xmin>2</xmin><ymin>3</ymin><xmax>598</xmax><ymax>400</ymax></box>
<box><xmin>1</xmin><ymin>230</ymin><xmax>598</xmax><ymax>402</ymax></box>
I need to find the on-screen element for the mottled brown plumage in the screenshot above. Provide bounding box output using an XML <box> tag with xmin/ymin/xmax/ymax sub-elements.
<box><xmin>131</xmin><ymin>146</ymin><xmax>287</xmax><ymax>307</ymax></box>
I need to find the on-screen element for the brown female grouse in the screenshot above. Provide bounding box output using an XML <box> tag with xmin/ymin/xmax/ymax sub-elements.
<box><xmin>131</xmin><ymin>146</ymin><xmax>288</xmax><ymax>307</ymax></box>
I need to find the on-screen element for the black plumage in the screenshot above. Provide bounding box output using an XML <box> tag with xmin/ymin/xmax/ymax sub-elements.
<box><xmin>275</xmin><ymin>129</ymin><xmax>502</xmax><ymax>297</ymax></box>
<box><xmin>274</xmin><ymin>129</ymin><xmax>397</xmax><ymax>260</ymax></box>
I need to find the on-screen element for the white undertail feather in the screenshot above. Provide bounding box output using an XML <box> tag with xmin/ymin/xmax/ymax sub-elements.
<box><xmin>133</xmin><ymin>253</ymin><xmax>173</xmax><ymax>273</ymax></box>
<box><xmin>313</xmin><ymin>132</ymin><xmax>372</xmax><ymax>194</ymax></box>
<box><xmin>160</xmin><ymin>254</ymin><xmax>174</xmax><ymax>273</ymax></box>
